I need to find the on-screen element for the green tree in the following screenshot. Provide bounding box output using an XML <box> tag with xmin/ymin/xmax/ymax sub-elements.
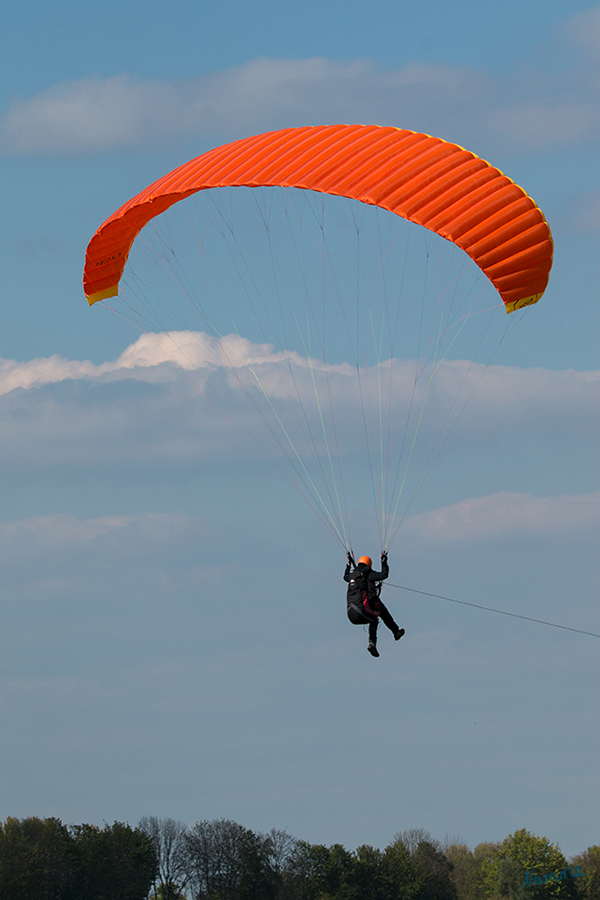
<box><xmin>285</xmin><ymin>840</ymin><xmax>331</xmax><ymax>900</ymax></box>
<box><xmin>445</xmin><ymin>843</ymin><xmax>476</xmax><ymax>900</ymax></box>
<box><xmin>411</xmin><ymin>840</ymin><xmax>457</xmax><ymax>900</ymax></box>
<box><xmin>382</xmin><ymin>838</ymin><xmax>420</xmax><ymax>900</ymax></box>
<box><xmin>0</xmin><ymin>816</ymin><xmax>73</xmax><ymax>900</ymax></box>
<box><xmin>483</xmin><ymin>829</ymin><xmax>578</xmax><ymax>899</ymax></box>
<box><xmin>319</xmin><ymin>843</ymin><xmax>356</xmax><ymax>899</ymax></box>
<box><xmin>445</xmin><ymin>841</ymin><xmax>498</xmax><ymax>900</ymax></box>
<box><xmin>237</xmin><ymin>827</ymin><xmax>277</xmax><ymax>900</ymax></box>
<box><xmin>350</xmin><ymin>845</ymin><xmax>383</xmax><ymax>900</ymax></box>
<box><xmin>390</xmin><ymin>831</ymin><xmax>457</xmax><ymax>900</ymax></box>
<box><xmin>70</xmin><ymin>821</ymin><xmax>156</xmax><ymax>900</ymax></box>
<box><xmin>183</xmin><ymin>818</ymin><xmax>275</xmax><ymax>900</ymax></box>
<box><xmin>570</xmin><ymin>845</ymin><xmax>600</xmax><ymax>900</ymax></box>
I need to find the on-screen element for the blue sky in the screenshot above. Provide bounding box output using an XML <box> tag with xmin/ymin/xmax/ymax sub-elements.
<box><xmin>0</xmin><ymin>0</ymin><xmax>598</xmax><ymax>864</ymax></box>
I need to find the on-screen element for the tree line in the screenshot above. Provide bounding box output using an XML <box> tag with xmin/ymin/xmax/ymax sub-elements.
<box><xmin>0</xmin><ymin>818</ymin><xmax>154</xmax><ymax>899</ymax></box>
<box><xmin>0</xmin><ymin>816</ymin><xmax>598</xmax><ymax>900</ymax></box>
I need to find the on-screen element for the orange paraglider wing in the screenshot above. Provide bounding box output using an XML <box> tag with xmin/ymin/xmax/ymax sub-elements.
<box><xmin>83</xmin><ymin>124</ymin><xmax>552</xmax><ymax>312</ymax></box>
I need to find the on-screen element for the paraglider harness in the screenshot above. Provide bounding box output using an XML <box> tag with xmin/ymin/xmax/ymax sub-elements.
<box><xmin>346</xmin><ymin>553</ymin><xmax>385</xmax><ymax>621</ymax></box>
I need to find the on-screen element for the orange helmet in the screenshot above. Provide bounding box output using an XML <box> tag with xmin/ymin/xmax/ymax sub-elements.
<box><xmin>357</xmin><ymin>556</ymin><xmax>372</xmax><ymax>567</ymax></box>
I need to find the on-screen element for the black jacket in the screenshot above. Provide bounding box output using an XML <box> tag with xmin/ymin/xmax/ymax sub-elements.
<box><xmin>344</xmin><ymin>560</ymin><xmax>389</xmax><ymax>618</ymax></box>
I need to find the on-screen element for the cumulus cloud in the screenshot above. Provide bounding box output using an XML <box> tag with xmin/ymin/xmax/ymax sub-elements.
<box><xmin>2</xmin><ymin>329</ymin><xmax>599</xmax><ymax>409</ymax></box>
<box><xmin>0</xmin><ymin>332</ymin><xmax>339</xmax><ymax>397</ymax></box>
<box><xmin>0</xmin><ymin>74</ymin><xmax>183</xmax><ymax>154</ymax></box>
<box><xmin>0</xmin><ymin>510</ymin><xmax>190</xmax><ymax>547</ymax></box>
<box><xmin>0</xmin><ymin>332</ymin><xmax>597</xmax><ymax>475</ymax></box>
<box><xmin>424</xmin><ymin>360</ymin><xmax>600</xmax><ymax>434</ymax></box>
<box><xmin>2</xmin><ymin>492</ymin><xmax>597</xmax><ymax>580</ymax></box>
<box><xmin>404</xmin><ymin>491</ymin><xmax>600</xmax><ymax>541</ymax></box>
<box><xmin>488</xmin><ymin>97</ymin><xmax>598</xmax><ymax>151</ymax></box>
<box><xmin>2</xmin><ymin>6</ymin><xmax>599</xmax><ymax>157</ymax></box>
<box><xmin>0</xmin><ymin>60</ymin><xmax>486</xmax><ymax>155</ymax></box>
<box><xmin>0</xmin><ymin>355</ymin><xmax>103</xmax><ymax>395</ymax></box>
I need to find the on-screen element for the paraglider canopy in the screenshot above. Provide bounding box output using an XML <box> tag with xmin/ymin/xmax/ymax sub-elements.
<box><xmin>82</xmin><ymin>124</ymin><xmax>554</xmax><ymax>554</ymax></box>
<box><xmin>83</xmin><ymin>124</ymin><xmax>553</xmax><ymax>312</ymax></box>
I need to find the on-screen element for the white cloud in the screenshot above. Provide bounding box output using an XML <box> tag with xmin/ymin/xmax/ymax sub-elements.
<box><xmin>0</xmin><ymin>510</ymin><xmax>187</xmax><ymax>548</ymax></box>
<box><xmin>0</xmin><ymin>332</ymin><xmax>338</xmax><ymax>396</ymax></box>
<box><xmin>0</xmin><ymin>355</ymin><xmax>101</xmax><ymax>395</ymax></box>
<box><xmin>0</xmin><ymin>510</ymin><xmax>208</xmax><ymax>562</ymax></box>
<box><xmin>0</xmin><ymin>74</ymin><xmax>182</xmax><ymax>154</ymax></box>
<box><xmin>425</xmin><ymin>360</ymin><xmax>600</xmax><ymax>434</ymax></box>
<box><xmin>0</xmin><ymin>60</ymin><xmax>485</xmax><ymax>155</ymax></box>
<box><xmin>2</xmin><ymin>12</ymin><xmax>599</xmax><ymax>157</ymax></box>
<box><xmin>488</xmin><ymin>97</ymin><xmax>599</xmax><ymax>151</ymax></box>
<box><xmin>404</xmin><ymin>491</ymin><xmax>600</xmax><ymax>541</ymax></box>
<box><xmin>2</xmin><ymin>330</ymin><xmax>599</xmax><ymax>414</ymax></box>
<box><xmin>113</xmin><ymin>330</ymin><xmax>321</xmax><ymax>375</ymax></box>
<box><xmin>2</xmin><ymin>491</ymin><xmax>597</xmax><ymax>581</ymax></box>
<box><xmin>0</xmin><ymin>333</ymin><xmax>597</xmax><ymax>474</ymax></box>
